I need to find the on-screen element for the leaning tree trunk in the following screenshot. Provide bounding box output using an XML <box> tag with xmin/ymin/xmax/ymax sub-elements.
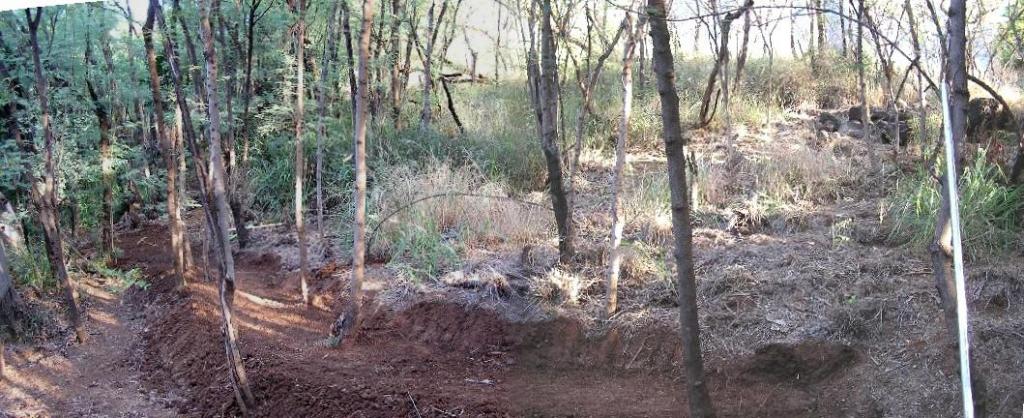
<box><xmin>291</xmin><ymin>0</ymin><xmax>310</xmax><ymax>306</ymax></box>
<box><xmin>646</xmin><ymin>1</ymin><xmax>715</xmax><ymax>417</ymax></box>
<box><xmin>906</xmin><ymin>0</ymin><xmax>928</xmax><ymax>151</ymax></box>
<box><xmin>932</xmin><ymin>0</ymin><xmax>986</xmax><ymax>414</ymax></box>
<box><xmin>198</xmin><ymin>0</ymin><xmax>256</xmax><ymax>411</ymax></box>
<box><xmin>144</xmin><ymin>0</ymin><xmax>188</xmax><ymax>289</ymax></box>
<box><xmin>607</xmin><ymin>12</ymin><xmax>643</xmax><ymax>317</ymax></box>
<box><xmin>332</xmin><ymin>0</ymin><xmax>377</xmax><ymax>344</ymax></box>
<box><xmin>26</xmin><ymin>8</ymin><xmax>84</xmax><ymax>343</ymax></box>
<box><xmin>733</xmin><ymin>9</ymin><xmax>751</xmax><ymax>91</ymax></box>
<box><xmin>539</xmin><ymin>0</ymin><xmax>574</xmax><ymax>264</ymax></box>
<box><xmin>420</xmin><ymin>1</ymin><xmax>444</xmax><ymax>130</ymax></box>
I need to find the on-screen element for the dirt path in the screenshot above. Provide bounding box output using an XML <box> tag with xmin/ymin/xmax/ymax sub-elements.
<box><xmin>0</xmin><ymin>276</ymin><xmax>177</xmax><ymax>417</ymax></box>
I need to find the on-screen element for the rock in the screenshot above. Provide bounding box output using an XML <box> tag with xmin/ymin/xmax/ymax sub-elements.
<box><xmin>967</xmin><ymin>97</ymin><xmax>1016</xmax><ymax>141</ymax></box>
<box><xmin>817</xmin><ymin>112</ymin><xmax>842</xmax><ymax>133</ymax></box>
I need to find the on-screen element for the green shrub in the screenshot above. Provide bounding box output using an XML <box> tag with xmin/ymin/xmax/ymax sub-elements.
<box><xmin>887</xmin><ymin>153</ymin><xmax>1024</xmax><ymax>257</ymax></box>
<box><xmin>9</xmin><ymin>241</ymin><xmax>54</xmax><ymax>292</ymax></box>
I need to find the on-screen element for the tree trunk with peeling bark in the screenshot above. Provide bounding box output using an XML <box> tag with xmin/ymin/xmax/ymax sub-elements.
<box><xmin>646</xmin><ymin>1</ymin><xmax>714</xmax><ymax>416</ymax></box>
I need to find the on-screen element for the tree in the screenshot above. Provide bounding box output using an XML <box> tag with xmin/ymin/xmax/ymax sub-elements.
<box><xmin>856</xmin><ymin>0</ymin><xmax>870</xmax><ymax>132</ymax></box>
<box><xmin>332</xmin><ymin>0</ymin><xmax>377</xmax><ymax>344</ymax></box>
<box><xmin>538</xmin><ymin>0</ymin><xmax>574</xmax><ymax>264</ymax></box>
<box><xmin>25</xmin><ymin>8</ymin><xmax>85</xmax><ymax>343</ymax></box>
<box><xmin>607</xmin><ymin>7</ymin><xmax>645</xmax><ymax>316</ymax></box>
<box><xmin>198</xmin><ymin>0</ymin><xmax>256</xmax><ymax>410</ymax></box>
<box><xmin>419</xmin><ymin>0</ymin><xmax>448</xmax><ymax>131</ymax></box>
<box><xmin>144</xmin><ymin>0</ymin><xmax>188</xmax><ymax>289</ymax></box>
<box><xmin>316</xmin><ymin>0</ymin><xmax>343</xmax><ymax>239</ymax></box>
<box><xmin>931</xmin><ymin>0</ymin><xmax>985</xmax><ymax>414</ymax></box>
<box><xmin>83</xmin><ymin>42</ymin><xmax>116</xmax><ymax>260</ymax></box>
<box><xmin>290</xmin><ymin>0</ymin><xmax>311</xmax><ymax>306</ymax></box>
<box><xmin>646</xmin><ymin>1</ymin><xmax>714</xmax><ymax>416</ymax></box>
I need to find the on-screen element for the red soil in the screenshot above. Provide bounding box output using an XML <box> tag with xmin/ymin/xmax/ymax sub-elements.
<box><xmin>112</xmin><ymin>223</ymin><xmax>876</xmax><ymax>417</ymax></box>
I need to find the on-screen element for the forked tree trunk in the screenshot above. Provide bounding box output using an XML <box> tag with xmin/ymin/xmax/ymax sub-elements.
<box><xmin>291</xmin><ymin>0</ymin><xmax>311</xmax><ymax>306</ymax></box>
<box><xmin>316</xmin><ymin>0</ymin><xmax>342</xmax><ymax>238</ymax></box>
<box><xmin>332</xmin><ymin>0</ymin><xmax>377</xmax><ymax>344</ymax></box>
<box><xmin>646</xmin><ymin>1</ymin><xmax>714</xmax><ymax>416</ymax></box>
<box><xmin>539</xmin><ymin>0</ymin><xmax>574</xmax><ymax>264</ymax></box>
<box><xmin>932</xmin><ymin>1</ymin><xmax>986</xmax><ymax>414</ymax></box>
<box><xmin>198</xmin><ymin>0</ymin><xmax>256</xmax><ymax>410</ymax></box>
<box><xmin>420</xmin><ymin>1</ymin><xmax>446</xmax><ymax>130</ymax></box>
<box><xmin>144</xmin><ymin>0</ymin><xmax>187</xmax><ymax>289</ymax></box>
<box><xmin>26</xmin><ymin>8</ymin><xmax>84</xmax><ymax>343</ymax></box>
<box><xmin>607</xmin><ymin>10</ymin><xmax>643</xmax><ymax>317</ymax></box>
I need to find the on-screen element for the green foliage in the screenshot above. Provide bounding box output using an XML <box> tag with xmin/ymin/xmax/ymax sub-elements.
<box><xmin>89</xmin><ymin>261</ymin><xmax>148</xmax><ymax>293</ymax></box>
<box><xmin>8</xmin><ymin>241</ymin><xmax>54</xmax><ymax>292</ymax></box>
<box><xmin>387</xmin><ymin>218</ymin><xmax>461</xmax><ymax>282</ymax></box>
<box><xmin>887</xmin><ymin>153</ymin><xmax>1024</xmax><ymax>257</ymax></box>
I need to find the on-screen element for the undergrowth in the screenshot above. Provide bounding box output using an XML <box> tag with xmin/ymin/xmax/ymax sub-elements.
<box><xmin>887</xmin><ymin>153</ymin><xmax>1024</xmax><ymax>257</ymax></box>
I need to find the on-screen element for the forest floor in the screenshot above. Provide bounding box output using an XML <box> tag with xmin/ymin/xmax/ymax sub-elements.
<box><xmin>3</xmin><ymin>112</ymin><xmax>1024</xmax><ymax>417</ymax></box>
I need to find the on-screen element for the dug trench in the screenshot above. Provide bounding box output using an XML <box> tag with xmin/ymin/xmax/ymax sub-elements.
<box><xmin>109</xmin><ymin>222</ymin><xmax>882</xmax><ymax>418</ymax></box>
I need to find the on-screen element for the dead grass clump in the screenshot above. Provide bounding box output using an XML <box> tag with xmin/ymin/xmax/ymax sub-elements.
<box><xmin>530</xmin><ymin>268</ymin><xmax>599</xmax><ymax>307</ymax></box>
<box><xmin>368</xmin><ymin>162</ymin><xmax>551</xmax><ymax>279</ymax></box>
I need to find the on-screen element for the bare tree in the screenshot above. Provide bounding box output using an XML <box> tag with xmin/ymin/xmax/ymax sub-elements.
<box><xmin>647</xmin><ymin>1</ymin><xmax>714</xmax><ymax>416</ymax></box>
<box><xmin>697</xmin><ymin>1</ymin><xmax>753</xmax><ymax>128</ymax></box>
<box><xmin>144</xmin><ymin>0</ymin><xmax>188</xmax><ymax>289</ymax></box>
<box><xmin>332</xmin><ymin>0</ymin><xmax>377</xmax><ymax>344</ymax></box>
<box><xmin>856</xmin><ymin>0</ymin><xmax>870</xmax><ymax>132</ymax></box>
<box><xmin>26</xmin><ymin>8</ymin><xmax>84</xmax><ymax>343</ymax></box>
<box><xmin>906</xmin><ymin>0</ymin><xmax>928</xmax><ymax>149</ymax></box>
<box><xmin>198</xmin><ymin>0</ymin><xmax>256</xmax><ymax>410</ymax></box>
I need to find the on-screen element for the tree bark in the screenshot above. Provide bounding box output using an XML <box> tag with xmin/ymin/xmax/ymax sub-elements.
<box><xmin>198</xmin><ymin>0</ymin><xmax>256</xmax><ymax>410</ymax></box>
<box><xmin>932</xmin><ymin>1</ymin><xmax>986</xmax><ymax>414</ymax></box>
<box><xmin>539</xmin><ymin>0</ymin><xmax>574</xmax><ymax>265</ymax></box>
<box><xmin>419</xmin><ymin>1</ymin><xmax>447</xmax><ymax>130</ymax></box>
<box><xmin>26</xmin><ymin>8</ymin><xmax>84</xmax><ymax>343</ymax></box>
<box><xmin>340</xmin><ymin>0</ymin><xmax>359</xmax><ymax>118</ymax></box>
<box><xmin>83</xmin><ymin>44</ymin><xmax>115</xmax><ymax>259</ymax></box>
<box><xmin>857</xmin><ymin>0</ymin><xmax>870</xmax><ymax>132</ymax></box>
<box><xmin>607</xmin><ymin>11</ymin><xmax>642</xmax><ymax>317</ymax></box>
<box><xmin>332</xmin><ymin>0</ymin><xmax>377</xmax><ymax>343</ymax></box>
<box><xmin>316</xmin><ymin>0</ymin><xmax>342</xmax><ymax>239</ymax></box>
<box><xmin>733</xmin><ymin>9</ymin><xmax>751</xmax><ymax>91</ymax></box>
<box><xmin>906</xmin><ymin>0</ymin><xmax>928</xmax><ymax>150</ymax></box>
<box><xmin>145</xmin><ymin>0</ymin><xmax>188</xmax><ymax>289</ymax></box>
<box><xmin>388</xmin><ymin>0</ymin><xmax>404</xmax><ymax>125</ymax></box>
<box><xmin>290</xmin><ymin>0</ymin><xmax>311</xmax><ymax>306</ymax></box>
<box><xmin>646</xmin><ymin>1</ymin><xmax>715</xmax><ymax>416</ymax></box>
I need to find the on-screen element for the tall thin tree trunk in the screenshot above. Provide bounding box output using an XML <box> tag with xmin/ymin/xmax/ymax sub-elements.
<box><xmin>839</xmin><ymin>0</ymin><xmax>848</xmax><ymax>57</ymax></box>
<box><xmin>340</xmin><ymin>0</ymin><xmax>358</xmax><ymax>117</ymax></box>
<box><xmin>607</xmin><ymin>11</ymin><xmax>642</xmax><ymax>317</ymax></box>
<box><xmin>857</xmin><ymin>0</ymin><xmax>870</xmax><ymax>133</ymax></box>
<box><xmin>84</xmin><ymin>68</ymin><xmax>115</xmax><ymax>259</ymax></box>
<box><xmin>906</xmin><ymin>0</ymin><xmax>928</xmax><ymax>151</ymax></box>
<box><xmin>647</xmin><ymin>1</ymin><xmax>714</xmax><ymax>416</ymax></box>
<box><xmin>332</xmin><ymin>0</ymin><xmax>377</xmax><ymax>343</ymax></box>
<box><xmin>26</xmin><ymin>8</ymin><xmax>84</xmax><ymax>343</ymax></box>
<box><xmin>420</xmin><ymin>1</ymin><xmax>442</xmax><ymax>130</ymax></box>
<box><xmin>198</xmin><ymin>0</ymin><xmax>256</xmax><ymax>410</ymax></box>
<box><xmin>292</xmin><ymin>0</ymin><xmax>310</xmax><ymax>305</ymax></box>
<box><xmin>316</xmin><ymin>0</ymin><xmax>342</xmax><ymax>239</ymax></box>
<box><xmin>733</xmin><ymin>9</ymin><xmax>751</xmax><ymax>90</ymax></box>
<box><xmin>388</xmin><ymin>0</ymin><xmax>404</xmax><ymax>125</ymax></box>
<box><xmin>539</xmin><ymin>0</ymin><xmax>574</xmax><ymax>264</ymax></box>
<box><xmin>145</xmin><ymin>0</ymin><xmax>187</xmax><ymax>289</ymax></box>
<box><xmin>932</xmin><ymin>0</ymin><xmax>986</xmax><ymax>414</ymax></box>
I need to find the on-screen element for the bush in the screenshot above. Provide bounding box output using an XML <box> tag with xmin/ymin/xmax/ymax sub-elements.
<box><xmin>887</xmin><ymin>153</ymin><xmax>1024</xmax><ymax>257</ymax></box>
